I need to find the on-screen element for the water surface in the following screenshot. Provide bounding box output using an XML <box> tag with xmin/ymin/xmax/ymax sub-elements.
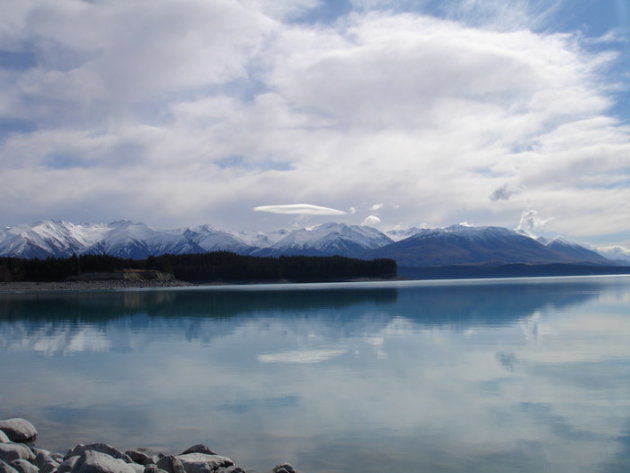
<box><xmin>1</xmin><ymin>276</ymin><xmax>630</xmax><ymax>473</ymax></box>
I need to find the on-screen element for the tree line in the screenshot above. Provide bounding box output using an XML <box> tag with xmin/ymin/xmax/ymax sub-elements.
<box><xmin>0</xmin><ymin>252</ymin><xmax>397</xmax><ymax>283</ymax></box>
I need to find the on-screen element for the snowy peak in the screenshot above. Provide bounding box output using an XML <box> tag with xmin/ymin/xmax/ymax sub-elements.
<box><xmin>0</xmin><ymin>219</ymin><xmax>620</xmax><ymax>267</ymax></box>
<box><xmin>184</xmin><ymin>225</ymin><xmax>253</xmax><ymax>253</ymax></box>
<box><xmin>253</xmin><ymin>222</ymin><xmax>393</xmax><ymax>258</ymax></box>
<box><xmin>541</xmin><ymin>237</ymin><xmax>611</xmax><ymax>265</ymax></box>
<box><xmin>367</xmin><ymin>224</ymin><xmax>617</xmax><ymax>267</ymax></box>
<box><xmin>0</xmin><ymin>220</ymin><xmax>108</xmax><ymax>258</ymax></box>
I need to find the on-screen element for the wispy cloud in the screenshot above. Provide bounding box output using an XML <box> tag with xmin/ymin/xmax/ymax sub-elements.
<box><xmin>257</xmin><ymin>348</ymin><xmax>347</xmax><ymax>364</ymax></box>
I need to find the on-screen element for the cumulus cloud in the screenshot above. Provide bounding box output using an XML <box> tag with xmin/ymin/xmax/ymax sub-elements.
<box><xmin>516</xmin><ymin>209</ymin><xmax>553</xmax><ymax>236</ymax></box>
<box><xmin>0</xmin><ymin>0</ymin><xmax>628</xmax><ymax>247</ymax></box>
<box><xmin>361</xmin><ymin>215</ymin><xmax>381</xmax><ymax>226</ymax></box>
<box><xmin>253</xmin><ymin>204</ymin><xmax>348</xmax><ymax>215</ymax></box>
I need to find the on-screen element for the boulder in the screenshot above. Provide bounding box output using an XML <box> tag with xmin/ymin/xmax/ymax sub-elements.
<box><xmin>0</xmin><ymin>460</ymin><xmax>19</xmax><ymax>473</ymax></box>
<box><xmin>142</xmin><ymin>465</ymin><xmax>167</xmax><ymax>473</ymax></box>
<box><xmin>271</xmin><ymin>464</ymin><xmax>298</xmax><ymax>473</ymax></box>
<box><xmin>57</xmin><ymin>456</ymin><xmax>79</xmax><ymax>473</ymax></box>
<box><xmin>0</xmin><ymin>420</ymin><xmax>37</xmax><ymax>444</ymax></box>
<box><xmin>177</xmin><ymin>447</ymin><xmax>215</xmax><ymax>458</ymax></box>
<box><xmin>65</xmin><ymin>446</ymin><xmax>130</xmax><ymax>464</ymax></box>
<box><xmin>175</xmin><ymin>454</ymin><xmax>234</xmax><ymax>473</ymax></box>
<box><xmin>127</xmin><ymin>465</ymin><xmax>143</xmax><ymax>473</ymax></box>
<box><xmin>72</xmin><ymin>451</ymin><xmax>135</xmax><ymax>473</ymax></box>
<box><xmin>0</xmin><ymin>444</ymin><xmax>35</xmax><ymax>464</ymax></box>
<box><xmin>123</xmin><ymin>452</ymin><xmax>153</xmax><ymax>466</ymax></box>
<box><xmin>154</xmin><ymin>457</ymin><xmax>184</xmax><ymax>473</ymax></box>
<box><xmin>38</xmin><ymin>461</ymin><xmax>58</xmax><ymax>473</ymax></box>
<box><xmin>31</xmin><ymin>448</ymin><xmax>63</xmax><ymax>471</ymax></box>
<box><xmin>10</xmin><ymin>459</ymin><xmax>39</xmax><ymax>473</ymax></box>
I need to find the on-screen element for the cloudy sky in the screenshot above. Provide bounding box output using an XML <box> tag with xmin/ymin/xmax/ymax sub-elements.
<box><xmin>1</xmin><ymin>0</ymin><xmax>629</xmax><ymax>248</ymax></box>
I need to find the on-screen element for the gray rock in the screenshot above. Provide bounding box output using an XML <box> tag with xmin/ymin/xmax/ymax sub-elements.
<box><xmin>271</xmin><ymin>464</ymin><xmax>298</xmax><ymax>473</ymax></box>
<box><xmin>0</xmin><ymin>460</ymin><xmax>19</xmax><ymax>473</ymax></box>
<box><xmin>0</xmin><ymin>433</ymin><xmax>10</xmax><ymax>444</ymax></box>
<box><xmin>126</xmin><ymin>465</ymin><xmax>142</xmax><ymax>473</ymax></box>
<box><xmin>0</xmin><ymin>420</ymin><xmax>37</xmax><ymax>444</ymax></box>
<box><xmin>65</xmin><ymin>446</ymin><xmax>130</xmax><ymax>464</ymax></box>
<box><xmin>154</xmin><ymin>457</ymin><xmax>184</xmax><ymax>473</ymax></box>
<box><xmin>33</xmin><ymin>452</ymin><xmax>53</xmax><ymax>469</ymax></box>
<box><xmin>175</xmin><ymin>454</ymin><xmax>234</xmax><ymax>473</ymax></box>
<box><xmin>57</xmin><ymin>456</ymin><xmax>80</xmax><ymax>473</ymax></box>
<box><xmin>0</xmin><ymin>444</ymin><xmax>35</xmax><ymax>464</ymax></box>
<box><xmin>39</xmin><ymin>461</ymin><xmax>58</xmax><ymax>473</ymax></box>
<box><xmin>215</xmin><ymin>468</ymin><xmax>246</xmax><ymax>473</ymax></box>
<box><xmin>123</xmin><ymin>452</ymin><xmax>153</xmax><ymax>466</ymax></box>
<box><xmin>72</xmin><ymin>452</ymin><xmax>135</xmax><ymax>473</ymax></box>
<box><xmin>142</xmin><ymin>465</ymin><xmax>167</xmax><ymax>473</ymax></box>
<box><xmin>177</xmin><ymin>447</ymin><xmax>216</xmax><ymax>458</ymax></box>
<box><xmin>10</xmin><ymin>459</ymin><xmax>39</xmax><ymax>473</ymax></box>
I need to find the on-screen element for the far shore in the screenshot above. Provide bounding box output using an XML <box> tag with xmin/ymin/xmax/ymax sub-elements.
<box><xmin>0</xmin><ymin>279</ymin><xmax>193</xmax><ymax>293</ymax></box>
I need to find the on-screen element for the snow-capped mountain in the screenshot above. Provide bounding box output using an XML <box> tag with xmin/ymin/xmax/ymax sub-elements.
<box><xmin>539</xmin><ymin>237</ymin><xmax>611</xmax><ymax>265</ymax></box>
<box><xmin>366</xmin><ymin>224</ymin><xmax>616</xmax><ymax>267</ymax></box>
<box><xmin>0</xmin><ymin>219</ymin><xmax>621</xmax><ymax>267</ymax></box>
<box><xmin>0</xmin><ymin>220</ymin><xmax>109</xmax><ymax>258</ymax></box>
<box><xmin>183</xmin><ymin>225</ymin><xmax>254</xmax><ymax>254</ymax></box>
<box><xmin>0</xmin><ymin>220</ymin><xmax>254</xmax><ymax>260</ymax></box>
<box><xmin>251</xmin><ymin>222</ymin><xmax>393</xmax><ymax>258</ymax></box>
<box><xmin>84</xmin><ymin>220</ymin><xmax>197</xmax><ymax>259</ymax></box>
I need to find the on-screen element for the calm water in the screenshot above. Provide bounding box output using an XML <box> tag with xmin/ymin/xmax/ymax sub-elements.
<box><xmin>1</xmin><ymin>276</ymin><xmax>630</xmax><ymax>473</ymax></box>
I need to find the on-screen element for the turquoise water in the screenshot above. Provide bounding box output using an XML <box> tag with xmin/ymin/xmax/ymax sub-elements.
<box><xmin>1</xmin><ymin>276</ymin><xmax>630</xmax><ymax>472</ymax></box>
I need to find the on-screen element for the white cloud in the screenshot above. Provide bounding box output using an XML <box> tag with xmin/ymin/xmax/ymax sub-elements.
<box><xmin>0</xmin><ymin>1</ymin><xmax>628</xmax><ymax>246</ymax></box>
<box><xmin>253</xmin><ymin>204</ymin><xmax>348</xmax><ymax>215</ymax></box>
<box><xmin>362</xmin><ymin>215</ymin><xmax>381</xmax><ymax>226</ymax></box>
<box><xmin>370</xmin><ymin>203</ymin><xmax>384</xmax><ymax>211</ymax></box>
<box><xmin>258</xmin><ymin>349</ymin><xmax>347</xmax><ymax>364</ymax></box>
<box><xmin>516</xmin><ymin>209</ymin><xmax>553</xmax><ymax>236</ymax></box>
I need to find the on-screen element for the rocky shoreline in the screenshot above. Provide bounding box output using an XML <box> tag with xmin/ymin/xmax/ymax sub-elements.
<box><xmin>0</xmin><ymin>418</ymin><xmax>298</xmax><ymax>473</ymax></box>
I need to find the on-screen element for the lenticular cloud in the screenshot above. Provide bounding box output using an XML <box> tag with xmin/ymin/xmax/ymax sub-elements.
<box><xmin>253</xmin><ymin>204</ymin><xmax>348</xmax><ymax>215</ymax></box>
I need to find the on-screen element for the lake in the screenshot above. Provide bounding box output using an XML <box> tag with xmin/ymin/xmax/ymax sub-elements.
<box><xmin>1</xmin><ymin>276</ymin><xmax>630</xmax><ymax>473</ymax></box>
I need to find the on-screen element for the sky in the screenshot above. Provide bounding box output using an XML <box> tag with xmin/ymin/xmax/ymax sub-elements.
<box><xmin>0</xmin><ymin>0</ymin><xmax>629</xmax><ymax>250</ymax></box>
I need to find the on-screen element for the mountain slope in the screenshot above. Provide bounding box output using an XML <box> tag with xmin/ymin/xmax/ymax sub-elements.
<box><xmin>252</xmin><ymin>222</ymin><xmax>393</xmax><ymax>258</ymax></box>
<box><xmin>541</xmin><ymin>237</ymin><xmax>611</xmax><ymax>265</ymax></box>
<box><xmin>366</xmin><ymin>225</ymin><xmax>613</xmax><ymax>267</ymax></box>
<box><xmin>0</xmin><ymin>220</ymin><xmax>109</xmax><ymax>258</ymax></box>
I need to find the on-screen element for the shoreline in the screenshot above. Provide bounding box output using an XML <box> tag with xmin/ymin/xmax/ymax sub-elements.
<box><xmin>0</xmin><ymin>280</ymin><xmax>192</xmax><ymax>293</ymax></box>
<box><xmin>0</xmin><ymin>418</ymin><xmax>297</xmax><ymax>473</ymax></box>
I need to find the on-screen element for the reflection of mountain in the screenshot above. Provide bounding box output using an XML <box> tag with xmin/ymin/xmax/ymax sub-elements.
<box><xmin>0</xmin><ymin>279</ymin><xmax>609</xmax><ymax>323</ymax></box>
<box><xmin>394</xmin><ymin>280</ymin><xmax>603</xmax><ymax>326</ymax></box>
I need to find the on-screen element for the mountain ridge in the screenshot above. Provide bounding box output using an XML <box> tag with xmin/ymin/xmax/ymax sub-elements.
<box><xmin>0</xmin><ymin>219</ymin><xmax>618</xmax><ymax>268</ymax></box>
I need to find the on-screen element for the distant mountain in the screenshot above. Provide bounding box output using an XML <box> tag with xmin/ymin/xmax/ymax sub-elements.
<box><xmin>0</xmin><ymin>219</ymin><xmax>620</xmax><ymax>268</ymax></box>
<box><xmin>251</xmin><ymin>222</ymin><xmax>393</xmax><ymax>258</ymax></box>
<box><xmin>366</xmin><ymin>225</ymin><xmax>615</xmax><ymax>267</ymax></box>
<box><xmin>0</xmin><ymin>220</ymin><xmax>108</xmax><ymax>259</ymax></box>
<box><xmin>539</xmin><ymin>237</ymin><xmax>611</xmax><ymax>265</ymax></box>
<box><xmin>597</xmin><ymin>246</ymin><xmax>630</xmax><ymax>265</ymax></box>
<box><xmin>183</xmin><ymin>225</ymin><xmax>254</xmax><ymax>255</ymax></box>
<box><xmin>0</xmin><ymin>220</ymin><xmax>253</xmax><ymax>260</ymax></box>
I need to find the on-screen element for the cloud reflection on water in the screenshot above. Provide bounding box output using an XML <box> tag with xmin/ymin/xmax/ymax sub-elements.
<box><xmin>1</xmin><ymin>277</ymin><xmax>630</xmax><ymax>473</ymax></box>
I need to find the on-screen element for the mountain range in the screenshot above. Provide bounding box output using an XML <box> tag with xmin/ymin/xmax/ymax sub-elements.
<box><xmin>0</xmin><ymin>219</ymin><xmax>622</xmax><ymax>268</ymax></box>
